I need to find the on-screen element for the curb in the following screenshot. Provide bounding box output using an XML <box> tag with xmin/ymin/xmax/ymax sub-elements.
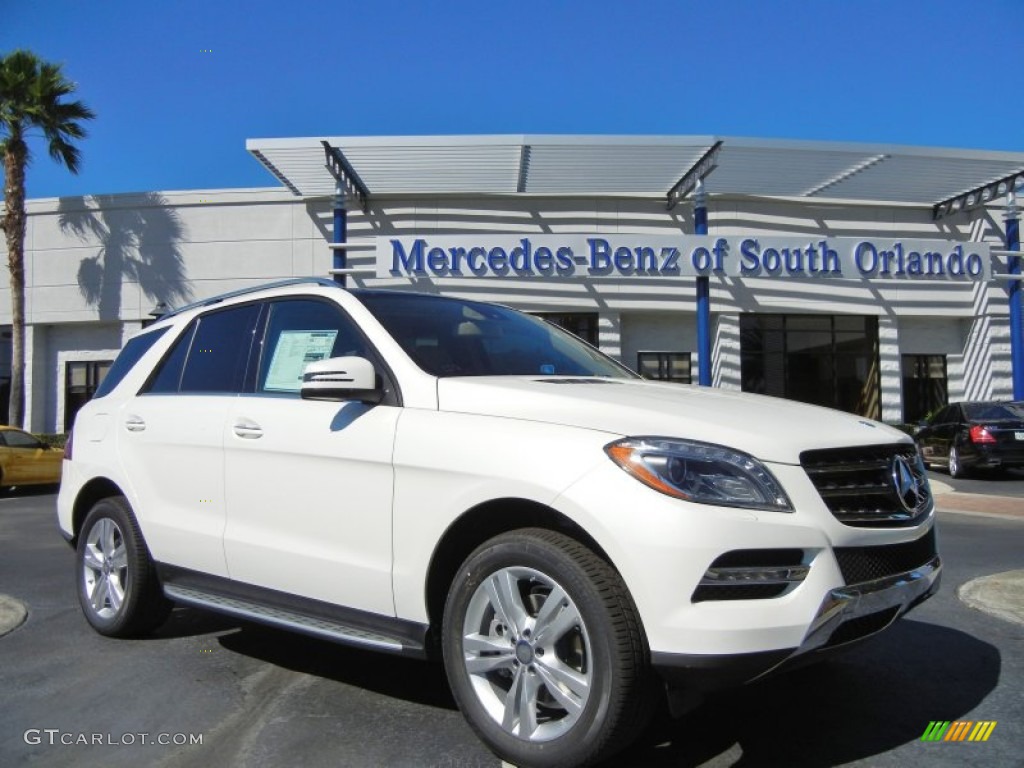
<box><xmin>958</xmin><ymin>571</ymin><xmax>1024</xmax><ymax>626</ymax></box>
<box><xmin>0</xmin><ymin>594</ymin><xmax>27</xmax><ymax>637</ymax></box>
<box><xmin>933</xmin><ymin>491</ymin><xmax>1024</xmax><ymax>521</ymax></box>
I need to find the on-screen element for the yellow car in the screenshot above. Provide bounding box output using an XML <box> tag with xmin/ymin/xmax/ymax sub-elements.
<box><xmin>0</xmin><ymin>426</ymin><xmax>64</xmax><ymax>488</ymax></box>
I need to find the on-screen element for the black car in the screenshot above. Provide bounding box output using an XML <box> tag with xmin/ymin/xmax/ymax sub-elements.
<box><xmin>915</xmin><ymin>401</ymin><xmax>1024</xmax><ymax>477</ymax></box>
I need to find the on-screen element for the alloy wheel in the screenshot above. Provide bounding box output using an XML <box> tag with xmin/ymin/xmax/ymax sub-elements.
<box><xmin>461</xmin><ymin>565</ymin><xmax>592</xmax><ymax>742</ymax></box>
<box><xmin>81</xmin><ymin>517</ymin><xmax>129</xmax><ymax>620</ymax></box>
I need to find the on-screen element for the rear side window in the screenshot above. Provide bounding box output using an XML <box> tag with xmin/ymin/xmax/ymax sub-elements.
<box><xmin>92</xmin><ymin>327</ymin><xmax>169</xmax><ymax>399</ymax></box>
<box><xmin>2</xmin><ymin>429</ymin><xmax>45</xmax><ymax>449</ymax></box>
<box><xmin>143</xmin><ymin>304</ymin><xmax>261</xmax><ymax>395</ymax></box>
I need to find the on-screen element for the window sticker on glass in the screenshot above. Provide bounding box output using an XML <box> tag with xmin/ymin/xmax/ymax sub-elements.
<box><xmin>264</xmin><ymin>330</ymin><xmax>339</xmax><ymax>392</ymax></box>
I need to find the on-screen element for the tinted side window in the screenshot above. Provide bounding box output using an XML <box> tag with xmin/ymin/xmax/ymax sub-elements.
<box><xmin>4</xmin><ymin>430</ymin><xmax>43</xmax><ymax>449</ymax></box>
<box><xmin>145</xmin><ymin>323</ymin><xmax>196</xmax><ymax>394</ymax></box>
<box><xmin>179</xmin><ymin>304</ymin><xmax>261</xmax><ymax>394</ymax></box>
<box><xmin>93</xmin><ymin>327</ymin><xmax>169</xmax><ymax>399</ymax></box>
<box><xmin>256</xmin><ymin>299</ymin><xmax>368</xmax><ymax>394</ymax></box>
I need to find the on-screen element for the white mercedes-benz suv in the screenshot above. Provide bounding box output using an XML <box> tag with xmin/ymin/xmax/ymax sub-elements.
<box><xmin>58</xmin><ymin>277</ymin><xmax>940</xmax><ymax>768</ymax></box>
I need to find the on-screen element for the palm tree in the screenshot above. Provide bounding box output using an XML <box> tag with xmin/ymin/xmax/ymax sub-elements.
<box><xmin>1</xmin><ymin>50</ymin><xmax>94</xmax><ymax>428</ymax></box>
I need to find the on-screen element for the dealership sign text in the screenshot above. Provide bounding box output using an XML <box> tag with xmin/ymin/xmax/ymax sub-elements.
<box><xmin>377</xmin><ymin>236</ymin><xmax>991</xmax><ymax>281</ymax></box>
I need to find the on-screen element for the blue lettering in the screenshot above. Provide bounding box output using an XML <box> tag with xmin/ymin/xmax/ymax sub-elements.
<box><xmin>467</xmin><ymin>247</ymin><xmax>487</xmax><ymax>276</ymax></box>
<box><xmin>555</xmin><ymin>247</ymin><xmax>574</xmax><ymax>276</ymax></box>
<box><xmin>762</xmin><ymin>248</ymin><xmax>781</xmax><ymax>274</ymax></box>
<box><xmin>635</xmin><ymin>247</ymin><xmax>657</xmax><ymax>273</ymax></box>
<box><xmin>534</xmin><ymin>246</ymin><xmax>553</xmax><ymax>275</ymax></box>
<box><xmin>427</xmin><ymin>247</ymin><xmax>449</xmax><ymax>275</ymax></box>
<box><xmin>783</xmin><ymin>248</ymin><xmax>804</xmax><ymax>273</ymax></box>
<box><xmin>740</xmin><ymin>238</ymin><xmax>760</xmax><ymax>274</ymax></box>
<box><xmin>907</xmin><ymin>250</ymin><xmax>923</xmax><ymax>275</ymax></box>
<box><xmin>390</xmin><ymin>238</ymin><xmax>426</xmax><ymax>274</ymax></box>
<box><xmin>806</xmin><ymin>243</ymin><xmax>819</xmax><ymax>272</ymax></box>
<box><xmin>488</xmin><ymin>247</ymin><xmax>509</xmax><ymax>276</ymax></box>
<box><xmin>878</xmin><ymin>249</ymin><xmax>895</xmax><ymax>275</ymax></box>
<box><xmin>820</xmin><ymin>240</ymin><xmax>841</xmax><ymax>274</ymax></box>
<box><xmin>510</xmin><ymin>238</ymin><xmax>532</xmax><ymax>273</ymax></box>
<box><xmin>660</xmin><ymin>247</ymin><xmax>680</xmax><ymax>274</ymax></box>
<box><xmin>948</xmin><ymin>245</ymin><xmax>965</xmax><ymax>275</ymax></box>
<box><xmin>924</xmin><ymin>251</ymin><xmax>944</xmax><ymax>275</ymax></box>
<box><xmin>447</xmin><ymin>247</ymin><xmax>466</xmax><ymax>275</ymax></box>
<box><xmin>966</xmin><ymin>251</ymin><xmax>983</xmax><ymax>277</ymax></box>
<box><xmin>613</xmin><ymin>247</ymin><xmax>635</xmax><ymax>274</ymax></box>
<box><xmin>713</xmin><ymin>238</ymin><xmax>728</xmax><ymax>272</ymax></box>
<box><xmin>854</xmin><ymin>241</ymin><xmax>878</xmax><ymax>274</ymax></box>
<box><xmin>692</xmin><ymin>246</ymin><xmax>712</xmax><ymax>272</ymax></box>
<box><xmin>588</xmin><ymin>238</ymin><xmax>613</xmax><ymax>275</ymax></box>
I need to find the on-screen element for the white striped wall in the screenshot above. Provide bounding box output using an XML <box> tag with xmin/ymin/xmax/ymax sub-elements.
<box><xmin>17</xmin><ymin>188</ymin><xmax>1015</xmax><ymax>431</ymax></box>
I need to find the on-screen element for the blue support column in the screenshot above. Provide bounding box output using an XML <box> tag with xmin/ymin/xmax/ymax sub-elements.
<box><xmin>694</xmin><ymin>180</ymin><xmax>711</xmax><ymax>386</ymax></box>
<box><xmin>1007</xmin><ymin>191</ymin><xmax>1023</xmax><ymax>399</ymax></box>
<box><xmin>332</xmin><ymin>182</ymin><xmax>348</xmax><ymax>286</ymax></box>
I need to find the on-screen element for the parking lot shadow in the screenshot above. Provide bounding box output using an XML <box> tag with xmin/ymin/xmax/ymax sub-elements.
<box><xmin>216</xmin><ymin>622</ymin><xmax>458</xmax><ymax>710</ymax></box>
<box><xmin>151</xmin><ymin>605</ymin><xmax>244</xmax><ymax>639</ymax></box>
<box><xmin>612</xmin><ymin>619</ymin><xmax>1000</xmax><ymax>767</ymax></box>
<box><xmin>143</xmin><ymin>611</ymin><xmax>999</xmax><ymax>766</ymax></box>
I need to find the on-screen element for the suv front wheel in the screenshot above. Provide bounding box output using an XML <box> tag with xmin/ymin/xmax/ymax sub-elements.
<box><xmin>442</xmin><ymin>528</ymin><xmax>654</xmax><ymax>768</ymax></box>
<box><xmin>76</xmin><ymin>496</ymin><xmax>171</xmax><ymax>637</ymax></box>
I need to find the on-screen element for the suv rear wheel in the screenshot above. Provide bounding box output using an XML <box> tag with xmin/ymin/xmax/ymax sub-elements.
<box><xmin>76</xmin><ymin>496</ymin><xmax>171</xmax><ymax>637</ymax></box>
<box><xmin>442</xmin><ymin>528</ymin><xmax>654</xmax><ymax>768</ymax></box>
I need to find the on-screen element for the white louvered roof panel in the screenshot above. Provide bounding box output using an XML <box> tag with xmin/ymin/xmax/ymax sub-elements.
<box><xmin>246</xmin><ymin>135</ymin><xmax>1024</xmax><ymax>206</ymax></box>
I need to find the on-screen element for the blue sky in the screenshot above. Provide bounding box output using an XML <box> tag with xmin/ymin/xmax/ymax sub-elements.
<box><xmin>5</xmin><ymin>0</ymin><xmax>1024</xmax><ymax>199</ymax></box>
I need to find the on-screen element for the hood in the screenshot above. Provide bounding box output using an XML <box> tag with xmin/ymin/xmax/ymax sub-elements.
<box><xmin>436</xmin><ymin>377</ymin><xmax>911</xmax><ymax>465</ymax></box>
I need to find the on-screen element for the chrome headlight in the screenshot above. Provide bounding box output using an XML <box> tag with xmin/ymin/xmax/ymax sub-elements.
<box><xmin>605</xmin><ymin>437</ymin><xmax>792</xmax><ymax>512</ymax></box>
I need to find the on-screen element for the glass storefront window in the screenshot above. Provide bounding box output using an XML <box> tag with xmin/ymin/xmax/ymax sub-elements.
<box><xmin>637</xmin><ymin>352</ymin><xmax>692</xmax><ymax>383</ymax></box>
<box><xmin>65</xmin><ymin>360</ymin><xmax>113</xmax><ymax>431</ymax></box>
<box><xmin>901</xmin><ymin>354</ymin><xmax>948</xmax><ymax>424</ymax></box>
<box><xmin>740</xmin><ymin>314</ymin><xmax>880</xmax><ymax>419</ymax></box>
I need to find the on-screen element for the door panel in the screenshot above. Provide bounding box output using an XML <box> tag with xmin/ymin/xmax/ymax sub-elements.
<box><xmin>117</xmin><ymin>301</ymin><xmax>262</xmax><ymax>576</ymax></box>
<box><xmin>222</xmin><ymin>296</ymin><xmax>397</xmax><ymax>615</ymax></box>
<box><xmin>223</xmin><ymin>397</ymin><xmax>398</xmax><ymax>615</ymax></box>
<box><xmin>117</xmin><ymin>396</ymin><xmax>232</xmax><ymax>575</ymax></box>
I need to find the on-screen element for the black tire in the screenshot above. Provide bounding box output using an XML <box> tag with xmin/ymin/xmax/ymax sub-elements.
<box><xmin>442</xmin><ymin>528</ymin><xmax>655</xmax><ymax>768</ymax></box>
<box><xmin>76</xmin><ymin>496</ymin><xmax>171</xmax><ymax>637</ymax></box>
<box><xmin>948</xmin><ymin>445</ymin><xmax>968</xmax><ymax>479</ymax></box>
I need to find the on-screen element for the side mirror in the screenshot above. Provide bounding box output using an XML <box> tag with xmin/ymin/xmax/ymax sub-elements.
<box><xmin>300</xmin><ymin>356</ymin><xmax>383</xmax><ymax>404</ymax></box>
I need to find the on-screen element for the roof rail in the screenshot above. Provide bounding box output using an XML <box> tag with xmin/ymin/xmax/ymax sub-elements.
<box><xmin>157</xmin><ymin>277</ymin><xmax>341</xmax><ymax>321</ymax></box>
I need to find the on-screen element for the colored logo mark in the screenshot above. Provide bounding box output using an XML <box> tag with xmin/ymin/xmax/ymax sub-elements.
<box><xmin>921</xmin><ymin>721</ymin><xmax>997</xmax><ymax>742</ymax></box>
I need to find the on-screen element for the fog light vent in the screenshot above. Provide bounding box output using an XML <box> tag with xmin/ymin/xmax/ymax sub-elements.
<box><xmin>692</xmin><ymin>549</ymin><xmax>807</xmax><ymax>603</ymax></box>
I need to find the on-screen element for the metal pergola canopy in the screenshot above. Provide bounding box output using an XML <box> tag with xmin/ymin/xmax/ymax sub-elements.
<box><xmin>246</xmin><ymin>134</ymin><xmax>1024</xmax><ymax>218</ymax></box>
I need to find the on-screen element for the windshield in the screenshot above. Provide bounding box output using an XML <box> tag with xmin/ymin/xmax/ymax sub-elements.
<box><xmin>964</xmin><ymin>402</ymin><xmax>1024</xmax><ymax>421</ymax></box>
<box><xmin>355</xmin><ymin>292</ymin><xmax>637</xmax><ymax>379</ymax></box>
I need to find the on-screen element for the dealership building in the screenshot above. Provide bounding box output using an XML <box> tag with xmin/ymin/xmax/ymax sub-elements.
<box><xmin>10</xmin><ymin>134</ymin><xmax>1024</xmax><ymax>433</ymax></box>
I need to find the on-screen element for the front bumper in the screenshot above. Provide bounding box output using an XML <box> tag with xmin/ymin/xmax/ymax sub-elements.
<box><xmin>653</xmin><ymin>554</ymin><xmax>941</xmax><ymax>690</ymax></box>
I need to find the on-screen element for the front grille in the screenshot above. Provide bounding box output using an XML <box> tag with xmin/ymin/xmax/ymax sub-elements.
<box><xmin>801</xmin><ymin>443</ymin><xmax>933</xmax><ymax>527</ymax></box>
<box><xmin>834</xmin><ymin>527</ymin><xmax>937</xmax><ymax>585</ymax></box>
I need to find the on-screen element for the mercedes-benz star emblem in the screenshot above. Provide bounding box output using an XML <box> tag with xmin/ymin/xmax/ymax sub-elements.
<box><xmin>891</xmin><ymin>455</ymin><xmax>925</xmax><ymax>513</ymax></box>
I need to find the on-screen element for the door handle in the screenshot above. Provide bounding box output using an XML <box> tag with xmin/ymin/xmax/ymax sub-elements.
<box><xmin>124</xmin><ymin>416</ymin><xmax>146</xmax><ymax>432</ymax></box>
<box><xmin>233</xmin><ymin>420</ymin><xmax>263</xmax><ymax>439</ymax></box>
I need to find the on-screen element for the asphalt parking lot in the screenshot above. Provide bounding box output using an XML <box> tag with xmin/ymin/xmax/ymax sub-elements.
<box><xmin>1</xmin><ymin>487</ymin><xmax>1021</xmax><ymax>768</ymax></box>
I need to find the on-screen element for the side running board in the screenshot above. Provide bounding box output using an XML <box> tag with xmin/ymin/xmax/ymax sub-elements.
<box><xmin>162</xmin><ymin>583</ymin><xmax>427</xmax><ymax>657</ymax></box>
